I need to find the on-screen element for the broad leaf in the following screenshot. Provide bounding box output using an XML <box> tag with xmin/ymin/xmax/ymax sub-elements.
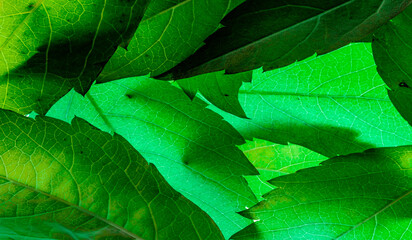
<box><xmin>46</xmin><ymin>77</ymin><xmax>258</xmax><ymax>238</ymax></box>
<box><xmin>232</xmin><ymin>146</ymin><xmax>412</xmax><ymax>239</ymax></box>
<box><xmin>0</xmin><ymin>109</ymin><xmax>224</xmax><ymax>240</ymax></box>
<box><xmin>178</xmin><ymin>71</ymin><xmax>252</xmax><ymax>118</ymax></box>
<box><xmin>372</xmin><ymin>5</ymin><xmax>412</xmax><ymax>126</ymax></box>
<box><xmin>97</xmin><ymin>0</ymin><xmax>246</xmax><ymax>82</ymax></box>
<box><xmin>0</xmin><ymin>0</ymin><xmax>149</xmax><ymax>115</ymax></box>
<box><xmin>208</xmin><ymin>43</ymin><xmax>412</xmax><ymax>158</ymax></box>
<box><xmin>240</xmin><ymin>139</ymin><xmax>326</xmax><ymax>200</ymax></box>
<box><xmin>157</xmin><ymin>0</ymin><xmax>412</xmax><ymax>79</ymax></box>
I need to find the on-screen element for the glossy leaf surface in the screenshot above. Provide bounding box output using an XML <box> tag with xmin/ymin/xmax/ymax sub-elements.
<box><xmin>0</xmin><ymin>0</ymin><xmax>149</xmax><ymax>114</ymax></box>
<box><xmin>232</xmin><ymin>146</ymin><xmax>412</xmax><ymax>239</ymax></box>
<box><xmin>0</xmin><ymin>109</ymin><xmax>224</xmax><ymax>239</ymax></box>
<box><xmin>47</xmin><ymin>77</ymin><xmax>258</xmax><ymax>238</ymax></box>
<box><xmin>158</xmin><ymin>0</ymin><xmax>412</xmax><ymax>79</ymax></box>
<box><xmin>209</xmin><ymin>43</ymin><xmax>412</xmax><ymax>158</ymax></box>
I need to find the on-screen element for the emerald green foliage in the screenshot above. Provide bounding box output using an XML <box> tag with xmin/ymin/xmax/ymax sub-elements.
<box><xmin>0</xmin><ymin>109</ymin><xmax>223</xmax><ymax>240</ymax></box>
<box><xmin>210</xmin><ymin>43</ymin><xmax>412</xmax><ymax>158</ymax></box>
<box><xmin>233</xmin><ymin>146</ymin><xmax>412</xmax><ymax>240</ymax></box>
<box><xmin>178</xmin><ymin>71</ymin><xmax>252</xmax><ymax>118</ymax></box>
<box><xmin>46</xmin><ymin>77</ymin><xmax>258</xmax><ymax>238</ymax></box>
<box><xmin>1</xmin><ymin>0</ymin><xmax>412</xmax><ymax>239</ymax></box>
<box><xmin>157</xmin><ymin>0</ymin><xmax>412</xmax><ymax>79</ymax></box>
<box><xmin>0</xmin><ymin>0</ymin><xmax>149</xmax><ymax>115</ymax></box>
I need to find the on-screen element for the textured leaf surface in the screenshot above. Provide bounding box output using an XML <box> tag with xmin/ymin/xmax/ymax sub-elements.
<box><xmin>208</xmin><ymin>43</ymin><xmax>412</xmax><ymax>158</ymax></box>
<box><xmin>232</xmin><ymin>146</ymin><xmax>412</xmax><ymax>240</ymax></box>
<box><xmin>0</xmin><ymin>0</ymin><xmax>149</xmax><ymax>114</ymax></box>
<box><xmin>372</xmin><ymin>5</ymin><xmax>412</xmax><ymax>126</ymax></box>
<box><xmin>46</xmin><ymin>77</ymin><xmax>258</xmax><ymax>238</ymax></box>
<box><xmin>158</xmin><ymin>0</ymin><xmax>412</xmax><ymax>79</ymax></box>
<box><xmin>97</xmin><ymin>0</ymin><xmax>246</xmax><ymax>82</ymax></box>
<box><xmin>0</xmin><ymin>109</ymin><xmax>224</xmax><ymax>239</ymax></box>
<box><xmin>178</xmin><ymin>71</ymin><xmax>252</xmax><ymax>118</ymax></box>
<box><xmin>240</xmin><ymin>139</ymin><xmax>326</xmax><ymax>201</ymax></box>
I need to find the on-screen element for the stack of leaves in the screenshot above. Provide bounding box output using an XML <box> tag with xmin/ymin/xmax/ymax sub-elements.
<box><xmin>1</xmin><ymin>0</ymin><xmax>412</xmax><ymax>239</ymax></box>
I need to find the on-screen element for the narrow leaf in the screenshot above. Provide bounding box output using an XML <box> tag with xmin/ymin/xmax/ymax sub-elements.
<box><xmin>178</xmin><ymin>71</ymin><xmax>252</xmax><ymax>118</ymax></box>
<box><xmin>97</xmin><ymin>0</ymin><xmax>246</xmax><ymax>82</ymax></box>
<box><xmin>0</xmin><ymin>0</ymin><xmax>149</xmax><ymax>114</ymax></box>
<box><xmin>372</xmin><ymin>5</ymin><xmax>412</xmax><ymax>126</ymax></box>
<box><xmin>157</xmin><ymin>0</ymin><xmax>412</xmax><ymax>79</ymax></box>
<box><xmin>0</xmin><ymin>109</ymin><xmax>224</xmax><ymax>239</ymax></box>
<box><xmin>208</xmin><ymin>43</ymin><xmax>412</xmax><ymax>158</ymax></box>
<box><xmin>232</xmin><ymin>146</ymin><xmax>412</xmax><ymax>239</ymax></box>
<box><xmin>46</xmin><ymin>77</ymin><xmax>258</xmax><ymax>238</ymax></box>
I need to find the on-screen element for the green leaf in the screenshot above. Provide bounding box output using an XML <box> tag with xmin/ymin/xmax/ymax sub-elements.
<box><xmin>207</xmin><ymin>43</ymin><xmax>412</xmax><ymax>158</ymax></box>
<box><xmin>178</xmin><ymin>71</ymin><xmax>252</xmax><ymax>118</ymax></box>
<box><xmin>46</xmin><ymin>77</ymin><xmax>258</xmax><ymax>238</ymax></box>
<box><xmin>372</xmin><ymin>5</ymin><xmax>412</xmax><ymax>126</ymax></box>
<box><xmin>97</xmin><ymin>0</ymin><xmax>246</xmax><ymax>82</ymax></box>
<box><xmin>157</xmin><ymin>0</ymin><xmax>412</xmax><ymax>80</ymax></box>
<box><xmin>231</xmin><ymin>146</ymin><xmax>412</xmax><ymax>239</ymax></box>
<box><xmin>0</xmin><ymin>0</ymin><xmax>149</xmax><ymax>115</ymax></box>
<box><xmin>240</xmin><ymin>139</ymin><xmax>327</xmax><ymax>201</ymax></box>
<box><xmin>0</xmin><ymin>109</ymin><xmax>224</xmax><ymax>240</ymax></box>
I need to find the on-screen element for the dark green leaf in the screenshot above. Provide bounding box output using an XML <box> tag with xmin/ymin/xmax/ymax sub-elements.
<box><xmin>232</xmin><ymin>146</ymin><xmax>412</xmax><ymax>239</ymax></box>
<box><xmin>0</xmin><ymin>109</ymin><xmax>224</xmax><ymax>240</ymax></box>
<box><xmin>46</xmin><ymin>77</ymin><xmax>258</xmax><ymax>238</ymax></box>
<box><xmin>158</xmin><ymin>0</ymin><xmax>412</xmax><ymax>79</ymax></box>
<box><xmin>97</xmin><ymin>0</ymin><xmax>246</xmax><ymax>82</ymax></box>
<box><xmin>372</xmin><ymin>5</ymin><xmax>412</xmax><ymax>126</ymax></box>
<box><xmin>178</xmin><ymin>71</ymin><xmax>252</xmax><ymax>118</ymax></box>
<box><xmin>0</xmin><ymin>0</ymin><xmax>149</xmax><ymax>114</ymax></box>
<box><xmin>208</xmin><ymin>43</ymin><xmax>412</xmax><ymax>158</ymax></box>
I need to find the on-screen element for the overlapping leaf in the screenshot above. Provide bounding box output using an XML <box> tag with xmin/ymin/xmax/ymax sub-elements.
<box><xmin>232</xmin><ymin>146</ymin><xmax>412</xmax><ymax>239</ymax></box>
<box><xmin>178</xmin><ymin>71</ymin><xmax>252</xmax><ymax>118</ymax></box>
<box><xmin>158</xmin><ymin>0</ymin><xmax>412</xmax><ymax>79</ymax></box>
<box><xmin>0</xmin><ymin>109</ymin><xmax>223</xmax><ymax>240</ymax></box>
<box><xmin>46</xmin><ymin>77</ymin><xmax>258</xmax><ymax>238</ymax></box>
<box><xmin>97</xmin><ymin>0</ymin><xmax>246</xmax><ymax>82</ymax></box>
<box><xmin>373</xmin><ymin>4</ymin><xmax>412</xmax><ymax>126</ymax></box>
<box><xmin>208</xmin><ymin>43</ymin><xmax>412</xmax><ymax>158</ymax></box>
<box><xmin>0</xmin><ymin>0</ymin><xmax>149</xmax><ymax>114</ymax></box>
<box><xmin>239</xmin><ymin>139</ymin><xmax>326</xmax><ymax>201</ymax></box>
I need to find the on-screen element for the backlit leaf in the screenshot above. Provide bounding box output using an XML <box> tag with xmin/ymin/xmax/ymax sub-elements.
<box><xmin>208</xmin><ymin>43</ymin><xmax>412</xmax><ymax>158</ymax></box>
<box><xmin>0</xmin><ymin>109</ymin><xmax>224</xmax><ymax>240</ymax></box>
<box><xmin>232</xmin><ymin>146</ymin><xmax>412</xmax><ymax>239</ymax></box>
<box><xmin>97</xmin><ymin>0</ymin><xmax>246</xmax><ymax>82</ymax></box>
<box><xmin>178</xmin><ymin>71</ymin><xmax>252</xmax><ymax>118</ymax></box>
<box><xmin>0</xmin><ymin>0</ymin><xmax>149</xmax><ymax>114</ymax></box>
<box><xmin>158</xmin><ymin>0</ymin><xmax>412</xmax><ymax>79</ymax></box>
<box><xmin>46</xmin><ymin>77</ymin><xmax>258</xmax><ymax>238</ymax></box>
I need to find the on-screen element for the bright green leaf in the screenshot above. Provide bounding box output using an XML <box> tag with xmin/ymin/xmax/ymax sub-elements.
<box><xmin>157</xmin><ymin>0</ymin><xmax>412</xmax><ymax>79</ymax></box>
<box><xmin>178</xmin><ymin>71</ymin><xmax>252</xmax><ymax>118</ymax></box>
<box><xmin>240</xmin><ymin>139</ymin><xmax>327</xmax><ymax>201</ymax></box>
<box><xmin>372</xmin><ymin>5</ymin><xmax>412</xmax><ymax>126</ymax></box>
<box><xmin>0</xmin><ymin>109</ymin><xmax>224</xmax><ymax>240</ymax></box>
<box><xmin>97</xmin><ymin>0</ymin><xmax>246</xmax><ymax>82</ymax></box>
<box><xmin>231</xmin><ymin>146</ymin><xmax>412</xmax><ymax>240</ymax></box>
<box><xmin>208</xmin><ymin>43</ymin><xmax>412</xmax><ymax>158</ymax></box>
<box><xmin>0</xmin><ymin>0</ymin><xmax>149</xmax><ymax>115</ymax></box>
<box><xmin>46</xmin><ymin>77</ymin><xmax>258</xmax><ymax>238</ymax></box>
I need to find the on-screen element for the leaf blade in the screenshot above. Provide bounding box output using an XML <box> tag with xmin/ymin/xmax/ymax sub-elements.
<box><xmin>158</xmin><ymin>0</ymin><xmax>412</xmax><ymax>79</ymax></box>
